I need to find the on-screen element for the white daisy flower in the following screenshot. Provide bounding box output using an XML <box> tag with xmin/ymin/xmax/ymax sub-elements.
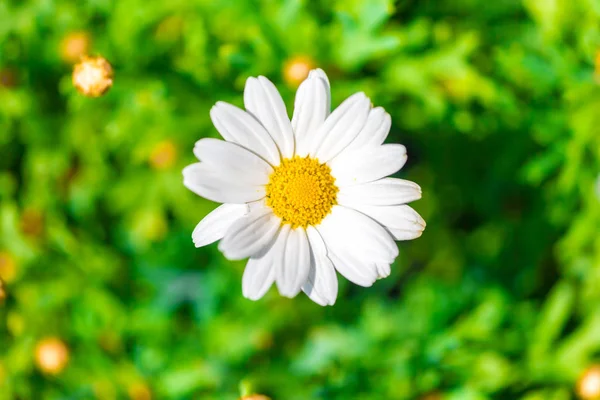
<box><xmin>183</xmin><ymin>69</ymin><xmax>425</xmax><ymax>306</ymax></box>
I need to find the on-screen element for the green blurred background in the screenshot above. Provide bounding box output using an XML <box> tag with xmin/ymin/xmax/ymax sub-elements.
<box><xmin>1</xmin><ymin>0</ymin><xmax>600</xmax><ymax>399</ymax></box>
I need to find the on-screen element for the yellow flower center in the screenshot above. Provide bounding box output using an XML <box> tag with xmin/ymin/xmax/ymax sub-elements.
<box><xmin>266</xmin><ymin>156</ymin><xmax>338</xmax><ymax>228</ymax></box>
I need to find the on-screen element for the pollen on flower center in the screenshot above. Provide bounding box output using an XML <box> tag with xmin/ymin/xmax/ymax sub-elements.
<box><xmin>266</xmin><ymin>156</ymin><xmax>338</xmax><ymax>228</ymax></box>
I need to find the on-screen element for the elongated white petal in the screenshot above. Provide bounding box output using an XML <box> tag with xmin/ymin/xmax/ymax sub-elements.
<box><xmin>193</xmin><ymin>138</ymin><xmax>272</xmax><ymax>185</ymax></box>
<box><xmin>244</xmin><ymin>76</ymin><xmax>294</xmax><ymax>158</ymax></box>
<box><xmin>310</xmin><ymin>92</ymin><xmax>370</xmax><ymax>162</ymax></box>
<box><xmin>292</xmin><ymin>69</ymin><xmax>331</xmax><ymax>157</ymax></box>
<box><xmin>323</xmin><ymin>206</ymin><xmax>398</xmax><ymax>262</ymax></box>
<box><xmin>243</xmin><ymin>253</ymin><xmax>276</xmax><ymax>301</ymax></box>
<box><xmin>329</xmin><ymin>144</ymin><xmax>407</xmax><ymax>187</ymax></box>
<box><xmin>218</xmin><ymin>205</ymin><xmax>281</xmax><ymax>260</ymax></box>
<box><xmin>183</xmin><ymin>163</ymin><xmax>265</xmax><ymax>203</ymax></box>
<box><xmin>276</xmin><ymin>226</ymin><xmax>311</xmax><ymax>298</ymax></box>
<box><xmin>302</xmin><ymin>226</ymin><xmax>338</xmax><ymax>306</ymax></box>
<box><xmin>389</xmin><ymin>229</ymin><xmax>424</xmax><ymax>240</ymax></box>
<box><xmin>350</xmin><ymin>204</ymin><xmax>426</xmax><ymax>241</ymax></box>
<box><xmin>338</xmin><ymin>178</ymin><xmax>422</xmax><ymax>206</ymax></box>
<box><xmin>317</xmin><ymin>206</ymin><xmax>398</xmax><ymax>286</ymax></box>
<box><xmin>192</xmin><ymin>203</ymin><xmax>249</xmax><ymax>248</ymax></box>
<box><xmin>327</xmin><ymin>251</ymin><xmax>378</xmax><ymax>287</ymax></box>
<box><xmin>210</xmin><ymin>102</ymin><xmax>281</xmax><ymax>166</ymax></box>
<box><xmin>376</xmin><ymin>263</ymin><xmax>391</xmax><ymax>278</ymax></box>
<box><xmin>345</xmin><ymin>107</ymin><xmax>391</xmax><ymax>150</ymax></box>
<box><xmin>309</xmin><ymin>68</ymin><xmax>330</xmax><ymax>91</ymax></box>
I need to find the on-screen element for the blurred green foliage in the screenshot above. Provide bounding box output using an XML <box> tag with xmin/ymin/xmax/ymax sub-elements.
<box><xmin>1</xmin><ymin>0</ymin><xmax>600</xmax><ymax>399</ymax></box>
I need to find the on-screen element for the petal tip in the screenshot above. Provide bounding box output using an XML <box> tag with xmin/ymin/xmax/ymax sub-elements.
<box><xmin>243</xmin><ymin>292</ymin><xmax>262</xmax><ymax>301</ymax></box>
<box><xmin>277</xmin><ymin>281</ymin><xmax>302</xmax><ymax>298</ymax></box>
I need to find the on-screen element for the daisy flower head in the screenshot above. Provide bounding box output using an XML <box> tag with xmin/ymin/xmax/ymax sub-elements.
<box><xmin>183</xmin><ymin>69</ymin><xmax>425</xmax><ymax>306</ymax></box>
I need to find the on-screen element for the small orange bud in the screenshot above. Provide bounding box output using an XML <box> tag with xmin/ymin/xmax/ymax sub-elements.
<box><xmin>35</xmin><ymin>337</ymin><xmax>69</xmax><ymax>375</ymax></box>
<box><xmin>72</xmin><ymin>56</ymin><xmax>113</xmax><ymax>97</ymax></box>
<box><xmin>149</xmin><ymin>141</ymin><xmax>178</xmax><ymax>170</ymax></box>
<box><xmin>240</xmin><ymin>395</ymin><xmax>271</xmax><ymax>400</ymax></box>
<box><xmin>578</xmin><ymin>365</ymin><xmax>600</xmax><ymax>400</ymax></box>
<box><xmin>60</xmin><ymin>31</ymin><xmax>91</xmax><ymax>64</ymax></box>
<box><xmin>0</xmin><ymin>251</ymin><xmax>17</xmax><ymax>283</ymax></box>
<box><xmin>283</xmin><ymin>56</ymin><xmax>315</xmax><ymax>87</ymax></box>
<box><xmin>20</xmin><ymin>208</ymin><xmax>44</xmax><ymax>238</ymax></box>
<box><xmin>128</xmin><ymin>382</ymin><xmax>152</xmax><ymax>400</ymax></box>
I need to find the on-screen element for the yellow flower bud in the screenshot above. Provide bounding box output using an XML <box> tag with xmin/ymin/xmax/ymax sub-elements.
<box><xmin>60</xmin><ymin>31</ymin><xmax>91</xmax><ymax>64</ymax></box>
<box><xmin>149</xmin><ymin>140</ymin><xmax>178</xmax><ymax>170</ymax></box>
<box><xmin>0</xmin><ymin>251</ymin><xmax>17</xmax><ymax>283</ymax></box>
<box><xmin>283</xmin><ymin>56</ymin><xmax>315</xmax><ymax>87</ymax></box>
<box><xmin>578</xmin><ymin>365</ymin><xmax>600</xmax><ymax>400</ymax></box>
<box><xmin>35</xmin><ymin>337</ymin><xmax>69</xmax><ymax>375</ymax></box>
<box><xmin>128</xmin><ymin>382</ymin><xmax>152</xmax><ymax>400</ymax></box>
<box><xmin>72</xmin><ymin>56</ymin><xmax>114</xmax><ymax>97</ymax></box>
<box><xmin>240</xmin><ymin>395</ymin><xmax>271</xmax><ymax>400</ymax></box>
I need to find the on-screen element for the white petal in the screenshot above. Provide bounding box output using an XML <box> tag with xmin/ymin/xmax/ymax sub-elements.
<box><xmin>276</xmin><ymin>226</ymin><xmax>311</xmax><ymax>298</ymax></box>
<box><xmin>317</xmin><ymin>206</ymin><xmax>398</xmax><ymax>286</ymax></box>
<box><xmin>311</xmin><ymin>92</ymin><xmax>370</xmax><ymax>162</ymax></box>
<box><xmin>309</xmin><ymin>68</ymin><xmax>330</xmax><ymax>92</ymax></box>
<box><xmin>338</xmin><ymin>178</ymin><xmax>422</xmax><ymax>206</ymax></box>
<box><xmin>242</xmin><ymin>254</ymin><xmax>276</xmax><ymax>301</ymax></box>
<box><xmin>192</xmin><ymin>203</ymin><xmax>249</xmax><ymax>248</ymax></box>
<box><xmin>350</xmin><ymin>204</ymin><xmax>426</xmax><ymax>241</ymax></box>
<box><xmin>389</xmin><ymin>229</ymin><xmax>424</xmax><ymax>241</ymax></box>
<box><xmin>327</xmin><ymin>251</ymin><xmax>378</xmax><ymax>287</ymax></box>
<box><xmin>183</xmin><ymin>163</ymin><xmax>265</xmax><ymax>204</ymax></box>
<box><xmin>376</xmin><ymin>263</ymin><xmax>391</xmax><ymax>278</ymax></box>
<box><xmin>329</xmin><ymin>144</ymin><xmax>407</xmax><ymax>187</ymax></box>
<box><xmin>292</xmin><ymin>69</ymin><xmax>331</xmax><ymax>157</ymax></box>
<box><xmin>193</xmin><ymin>138</ymin><xmax>272</xmax><ymax>185</ymax></box>
<box><xmin>218</xmin><ymin>205</ymin><xmax>281</xmax><ymax>260</ymax></box>
<box><xmin>302</xmin><ymin>226</ymin><xmax>338</xmax><ymax>306</ymax></box>
<box><xmin>210</xmin><ymin>102</ymin><xmax>281</xmax><ymax>166</ymax></box>
<box><xmin>345</xmin><ymin>107</ymin><xmax>391</xmax><ymax>150</ymax></box>
<box><xmin>244</xmin><ymin>76</ymin><xmax>294</xmax><ymax>158</ymax></box>
<box><xmin>323</xmin><ymin>206</ymin><xmax>399</xmax><ymax>262</ymax></box>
